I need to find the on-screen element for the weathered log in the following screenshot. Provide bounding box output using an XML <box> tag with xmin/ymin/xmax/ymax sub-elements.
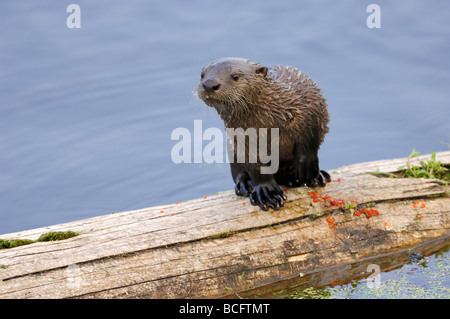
<box><xmin>0</xmin><ymin>151</ymin><xmax>449</xmax><ymax>299</ymax></box>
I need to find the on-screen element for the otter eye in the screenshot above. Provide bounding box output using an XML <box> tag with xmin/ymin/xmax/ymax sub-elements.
<box><xmin>231</xmin><ymin>74</ymin><xmax>239</xmax><ymax>81</ymax></box>
<box><xmin>201</xmin><ymin>72</ymin><xmax>204</xmax><ymax>79</ymax></box>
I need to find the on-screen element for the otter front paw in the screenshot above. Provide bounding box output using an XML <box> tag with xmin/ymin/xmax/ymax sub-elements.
<box><xmin>234</xmin><ymin>173</ymin><xmax>253</xmax><ymax>196</ymax></box>
<box><xmin>250</xmin><ymin>182</ymin><xmax>287</xmax><ymax>211</ymax></box>
<box><xmin>319</xmin><ymin>170</ymin><xmax>331</xmax><ymax>186</ymax></box>
<box><xmin>292</xmin><ymin>160</ymin><xmax>331</xmax><ymax>188</ymax></box>
<box><xmin>293</xmin><ymin>152</ymin><xmax>321</xmax><ymax>187</ymax></box>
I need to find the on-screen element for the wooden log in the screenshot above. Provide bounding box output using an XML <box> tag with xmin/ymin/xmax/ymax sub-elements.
<box><xmin>0</xmin><ymin>151</ymin><xmax>449</xmax><ymax>299</ymax></box>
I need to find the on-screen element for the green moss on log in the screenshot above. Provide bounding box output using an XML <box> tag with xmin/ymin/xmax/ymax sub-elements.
<box><xmin>0</xmin><ymin>231</ymin><xmax>79</xmax><ymax>250</ymax></box>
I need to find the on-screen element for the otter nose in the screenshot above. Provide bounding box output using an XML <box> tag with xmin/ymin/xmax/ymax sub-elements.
<box><xmin>202</xmin><ymin>79</ymin><xmax>221</xmax><ymax>92</ymax></box>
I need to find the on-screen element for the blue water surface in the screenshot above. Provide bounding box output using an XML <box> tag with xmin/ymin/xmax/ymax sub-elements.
<box><xmin>1</xmin><ymin>0</ymin><xmax>449</xmax><ymax>233</ymax></box>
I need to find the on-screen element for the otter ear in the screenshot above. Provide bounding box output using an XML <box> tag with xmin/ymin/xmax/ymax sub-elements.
<box><xmin>255</xmin><ymin>66</ymin><xmax>268</xmax><ymax>78</ymax></box>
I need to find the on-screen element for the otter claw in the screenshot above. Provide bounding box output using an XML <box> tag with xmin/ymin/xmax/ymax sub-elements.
<box><xmin>250</xmin><ymin>183</ymin><xmax>285</xmax><ymax>211</ymax></box>
<box><xmin>320</xmin><ymin>170</ymin><xmax>331</xmax><ymax>182</ymax></box>
<box><xmin>234</xmin><ymin>175</ymin><xmax>253</xmax><ymax>196</ymax></box>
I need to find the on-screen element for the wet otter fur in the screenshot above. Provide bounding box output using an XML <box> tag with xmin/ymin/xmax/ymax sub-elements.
<box><xmin>197</xmin><ymin>57</ymin><xmax>330</xmax><ymax>210</ymax></box>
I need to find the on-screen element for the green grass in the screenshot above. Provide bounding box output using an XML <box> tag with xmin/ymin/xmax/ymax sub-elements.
<box><xmin>398</xmin><ymin>149</ymin><xmax>449</xmax><ymax>181</ymax></box>
<box><xmin>367</xmin><ymin>149</ymin><xmax>449</xmax><ymax>183</ymax></box>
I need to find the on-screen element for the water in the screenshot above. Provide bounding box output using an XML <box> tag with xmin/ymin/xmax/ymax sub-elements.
<box><xmin>1</xmin><ymin>0</ymin><xmax>449</xmax><ymax>234</ymax></box>
<box><xmin>328</xmin><ymin>248</ymin><xmax>450</xmax><ymax>299</ymax></box>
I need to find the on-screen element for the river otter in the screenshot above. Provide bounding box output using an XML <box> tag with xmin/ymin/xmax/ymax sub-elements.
<box><xmin>197</xmin><ymin>57</ymin><xmax>330</xmax><ymax>211</ymax></box>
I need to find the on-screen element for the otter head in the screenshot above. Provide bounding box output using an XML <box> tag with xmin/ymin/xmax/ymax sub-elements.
<box><xmin>197</xmin><ymin>57</ymin><xmax>268</xmax><ymax>116</ymax></box>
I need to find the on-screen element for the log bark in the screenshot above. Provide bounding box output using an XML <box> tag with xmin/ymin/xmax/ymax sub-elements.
<box><xmin>0</xmin><ymin>151</ymin><xmax>449</xmax><ymax>299</ymax></box>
